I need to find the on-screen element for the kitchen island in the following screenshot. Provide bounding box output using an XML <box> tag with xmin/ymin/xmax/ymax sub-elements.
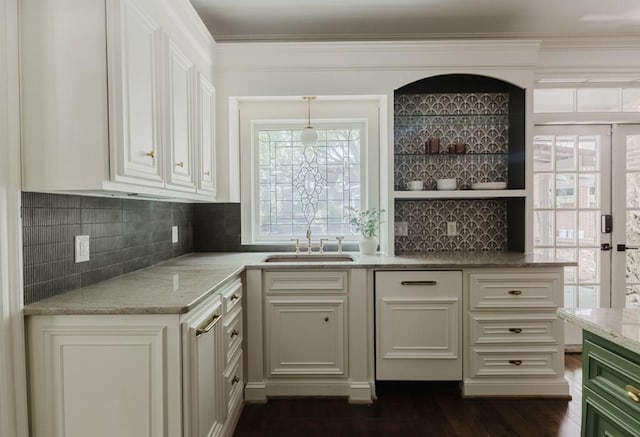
<box><xmin>558</xmin><ymin>308</ymin><xmax>640</xmax><ymax>436</ymax></box>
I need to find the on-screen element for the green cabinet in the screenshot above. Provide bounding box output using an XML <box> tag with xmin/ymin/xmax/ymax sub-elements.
<box><xmin>582</xmin><ymin>331</ymin><xmax>640</xmax><ymax>436</ymax></box>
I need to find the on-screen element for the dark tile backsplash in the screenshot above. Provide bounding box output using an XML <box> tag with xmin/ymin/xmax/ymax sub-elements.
<box><xmin>22</xmin><ymin>192</ymin><xmax>193</xmax><ymax>305</ymax></box>
<box><xmin>394</xmin><ymin>199</ymin><xmax>507</xmax><ymax>252</ymax></box>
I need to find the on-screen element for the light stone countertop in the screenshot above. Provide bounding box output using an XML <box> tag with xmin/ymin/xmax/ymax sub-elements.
<box><xmin>558</xmin><ymin>308</ymin><xmax>640</xmax><ymax>355</ymax></box>
<box><xmin>24</xmin><ymin>251</ymin><xmax>575</xmax><ymax>316</ymax></box>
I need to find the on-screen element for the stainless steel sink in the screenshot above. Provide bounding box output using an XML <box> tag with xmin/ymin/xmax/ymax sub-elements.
<box><xmin>263</xmin><ymin>254</ymin><xmax>355</xmax><ymax>263</ymax></box>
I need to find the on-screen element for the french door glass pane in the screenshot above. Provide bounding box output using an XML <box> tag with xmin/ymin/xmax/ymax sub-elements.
<box><xmin>533</xmin><ymin>136</ymin><xmax>554</xmax><ymax>171</ymax></box>
<box><xmin>578</xmin><ymin>136</ymin><xmax>599</xmax><ymax>171</ymax></box>
<box><xmin>533</xmin><ymin>211</ymin><xmax>554</xmax><ymax>246</ymax></box>
<box><xmin>556</xmin><ymin>174</ymin><xmax>576</xmax><ymax>208</ymax></box>
<box><xmin>556</xmin><ymin>136</ymin><xmax>577</xmax><ymax>171</ymax></box>
<box><xmin>533</xmin><ymin>173</ymin><xmax>554</xmax><ymax>208</ymax></box>
<box><xmin>625</xmin><ymin>134</ymin><xmax>640</xmax><ymax>306</ymax></box>
<box><xmin>578</xmin><ymin>211</ymin><xmax>599</xmax><ymax>246</ymax></box>
<box><xmin>556</xmin><ymin>211</ymin><xmax>577</xmax><ymax>246</ymax></box>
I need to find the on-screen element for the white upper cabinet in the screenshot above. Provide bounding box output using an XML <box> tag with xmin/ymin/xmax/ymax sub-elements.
<box><xmin>165</xmin><ymin>38</ymin><xmax>196</xmax><ymax>190</ymax></box>
<box><xmin>197</xmin><ymin>73</ymin><xmax>216</xmax><ymax>194</ymax></box>
<box><xmin>20</xmin><ymin>0</ymin><xmax>216</xmax><ymax>200</ymax></box>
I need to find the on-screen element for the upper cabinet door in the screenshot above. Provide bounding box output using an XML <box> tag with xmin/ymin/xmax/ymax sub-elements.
<box><xmin>197</xmin><ymin>74</ymin><xmax>216</xmax><ymax>195</ymax></box>
<box><xmin>166</xmin><ymin>38</ymin><xmax>196</xmax><ymax>190</ymax></box>
<box><xmin>107</xmin><ymin>0</ymin><xmax>164</xmax><ymax>186</ymax></box>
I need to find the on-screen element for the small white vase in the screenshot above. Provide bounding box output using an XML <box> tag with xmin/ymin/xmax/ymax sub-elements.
<box><xmin>358</xmin><ymin>236</ymin><xmax>378</xmax><ymax>255</ymax></box>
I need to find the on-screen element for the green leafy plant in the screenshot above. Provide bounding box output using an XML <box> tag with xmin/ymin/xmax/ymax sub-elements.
<box><xmin>348</xmin><ymin>207</ymin><xmax>385</xmax><ymax>238</ymax></box>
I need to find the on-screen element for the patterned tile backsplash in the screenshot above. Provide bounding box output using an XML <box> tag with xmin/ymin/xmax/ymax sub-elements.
<box><xmin>394</xmin><ymin>199</ymin><xmax>507</xmax><ymax>252</ymax></box>
<box><xmin>22</xmin><ymin>192</ymin><xmax>193</xmax><ymax>305</ymax></box>
<box><xmin>394</xmin><ymin>92</ymin><xmax>509</xmax><ymax>190</ymax></box>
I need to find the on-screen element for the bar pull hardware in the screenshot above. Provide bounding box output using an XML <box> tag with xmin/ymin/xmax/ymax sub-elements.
<box><xmin>195</xmin><ymin>314</ymin><xmax>221</xmax><ymax>337</ymax></box>
<box><xmin>145</xmin><ymin>151</ymin><xmax>155</xmax><ymax>158</ymax></box>
<box><xmin>508</xmin><ymin>360</ymin><xmax>523</xmax><ymax>366</ymax></box>
<box><xmin>508</xmin><ymin>328</ymin><xmax>523</xmax><ymax>334</ymax></box>
<box><xmin>618</xmin><ymin>244</ymin><xmax>640</xmax><ymax>252</ymax></box>
<box><xmin>508</xmin><ymin>290</ymin><xmax>522</xmax><ymax>296</ymax></box>
<box><xmin>230</xmin><ymin>329</ymin><xmax>240</xmax><ymax>338</ymax></box>
<box><xmin>232</xmin><ymin>376</ymin><xmax>240</xmax><ymax>385</ymax></box>
<box><xmin>401</xmin><ymin>281</ymin><xmax>437</xmax><ymax>286</ymax></box>
<box><xmin>230</xmin><ymin>294</ymin><xmax>239</xmax><ymax>301</ymax></box>
<box><xmin>176</xmin><ymin>161</ymin><xmax>184</xmax><ymax>168</ymax></box>
<box><xmin>625</xmin><ymin>384</ymin><xmax>640</xmax><ymax>403</ymax></box>
<box><xmin>204</xmin><ymin>170</ymin><xmax>210</xmax><ymax>176</ymax></box>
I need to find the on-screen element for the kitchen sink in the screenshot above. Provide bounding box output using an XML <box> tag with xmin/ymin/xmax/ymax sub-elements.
<box><xmin>263</xmin><ymin>254</ymin><xmax>355</xmax><ymax>263</ymax></box>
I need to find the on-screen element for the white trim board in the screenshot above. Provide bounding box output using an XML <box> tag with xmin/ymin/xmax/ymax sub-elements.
<box><xmin>0</xmin><ymin>0</ymin><xmax>29</xmax><ymax>435</ymax></box>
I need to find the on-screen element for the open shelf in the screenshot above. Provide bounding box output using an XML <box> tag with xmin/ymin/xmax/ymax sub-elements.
<box><xmin>394</xmin><ymin>189</ymin><xmax>526</xmax><ymax>200</ymax></box>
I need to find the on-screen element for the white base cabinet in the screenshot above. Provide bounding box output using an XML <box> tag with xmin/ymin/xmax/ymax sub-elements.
<box><xmin>375</xmin><ymin>271</ymin><xmax>462</xmax><ymax>381</ymax></box>
<box><xmin>463</xmin><ymin>268</ymin><xmax>570</xmax><ymax>397</ymax></box>
<box><xmin>26</xmin><ymin>278</ymin><xmax>244</xmax><ymax>437</ymax></box>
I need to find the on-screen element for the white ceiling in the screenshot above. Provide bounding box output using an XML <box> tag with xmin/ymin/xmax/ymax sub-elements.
<box><xmin>191</xmin><ymin>0</ymin><xmax>640</xmax><ymax>42</ymax></box>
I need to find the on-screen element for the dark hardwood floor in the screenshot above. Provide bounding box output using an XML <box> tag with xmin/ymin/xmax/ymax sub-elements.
<box><xmin>234</xmin><ymin>353</ymin><xmax>583</xmax><ymax>437</ymax></box>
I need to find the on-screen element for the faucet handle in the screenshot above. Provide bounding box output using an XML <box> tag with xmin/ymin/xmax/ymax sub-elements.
<box><xmin>335</xmin><ymin>236</ymin><xmax>344</xmax><ymax>253</ymax></box>
<box><xmin>290</xmin><ymin>238</ymin><xmax>300</xmax><ymax>254</ymax></box>
<box><xmin>319</xmin><ymin>239</ymin><xmax>329</xmax><ymax>254</ymax></box>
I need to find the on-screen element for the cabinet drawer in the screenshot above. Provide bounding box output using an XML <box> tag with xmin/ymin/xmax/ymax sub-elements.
<box><xmin>225</xmin><ymin>351</ymin><xmax>243</xmax><ymax>413</ymax></box>
<box><xmin>224</xmin><ymin>307</ymin><xmax>243</xmax><ymax>366</ymax></box>
<box><xmin>469</xmin><ymin>346</ymin><xmax>561</xmax><ymax>378</ymax></box>
<box><xmin>222</xmin><ymin>280</ymin><xmax>242</xmax><ymax>314</ymax></box>
<box><xmin>265</xmin><ymin>270</ymin><xmax>348</xmax><ymax>294</ymax></box>
<box><xmin>583</xmin><ymin>386</ymin><xmax>640</xmax><ymax>436</ymax></box>
<box><xmin>375</xmin><ymin>270</ymin><xmax>462</xmax><ymax>296</ymax></box>
<box><xmin>469</xmin><ymin>313</ymin><xmax>560</xmax><ymax>345</ymax></box>
<box><xmin>584</xmin><ymin>333</ymin><xmax>640</xmax><ymax>418</ymax></box>
<box><xmin>468</xmin><ymin>271</ymin><xmax>561</xmax><ymax>310</ymax></box>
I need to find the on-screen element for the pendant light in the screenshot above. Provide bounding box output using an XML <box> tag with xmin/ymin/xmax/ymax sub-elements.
<box><xmin>301</xmin><ymin>96</ymin><xmax>318</xmax><ymax>146</ymax></box>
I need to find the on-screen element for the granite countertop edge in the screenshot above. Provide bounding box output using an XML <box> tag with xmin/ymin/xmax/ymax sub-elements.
<box><xmin>557</xmin><ymin>308</ymin><xmax>640</xmax><ymax>356</ymax></box>
<box><xmin>24</xmin><ymin>251</ymin><xmax>576</xmax><ymax>316</ymax></box>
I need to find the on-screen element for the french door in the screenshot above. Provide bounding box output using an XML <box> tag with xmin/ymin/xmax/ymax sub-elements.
<box><xmin>533</xmin><ymin>124</ymin><xmax>640</xmax><ymax>344</ymax></box>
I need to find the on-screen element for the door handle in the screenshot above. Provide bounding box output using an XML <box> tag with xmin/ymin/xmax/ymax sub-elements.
<box><xmin>617</xmin><ymin>244</ymin><xmax>640</xmax><ymax>251</ymax></box>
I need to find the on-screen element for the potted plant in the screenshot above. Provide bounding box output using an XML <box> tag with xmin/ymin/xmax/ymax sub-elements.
<box><xmin>349</xmin><ymin>207</ymin><xmax>385</xmax><ymax>255</ymax></box>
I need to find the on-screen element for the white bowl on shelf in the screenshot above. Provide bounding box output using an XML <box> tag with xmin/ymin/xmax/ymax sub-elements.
<box><xmin>470</xmin><ymin>182</ymin><xmax>507</xmax><ymax>190</ymax></box>
<box><xmin>436</xmin><ymin>178</ymin><xmax>457</xmax><ymax>190</ymax></box>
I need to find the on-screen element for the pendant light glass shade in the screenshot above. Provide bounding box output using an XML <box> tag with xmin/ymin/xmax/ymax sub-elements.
<box><xmin>301</xmin><ymin>96</ymin><xmax>317</xmax><ymax>146</ymax></box>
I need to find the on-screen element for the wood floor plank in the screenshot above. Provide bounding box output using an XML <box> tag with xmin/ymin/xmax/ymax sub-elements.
<box><xmin>233</xmin><ymin>354</ymin><xmax>583</xmax><ymax>436</ymax></box>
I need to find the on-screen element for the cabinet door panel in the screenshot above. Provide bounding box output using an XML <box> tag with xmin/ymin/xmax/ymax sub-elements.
<box><xmin>197</xmin><ymin>74</ymin><xmax>216</xmax><ymax>194</ymax></box>
<box><xmin>108</xmin><ymin>0</ymin><xmax>164</xmax><ymax>185</ymax></box>
<box><xmin>266</xmin><ymin>297</ymin><xmax>345</xmax><ymax>376</ymax></box>
<box><xmin>166</xmin><ymin>38</ymin><xmax>195</xmax><ymax>190</ymax></box>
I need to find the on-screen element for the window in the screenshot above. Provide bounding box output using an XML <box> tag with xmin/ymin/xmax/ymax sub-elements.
<box><xmin>255</xmin><ymin>124</ymin><xmax>362</xmax><ymax>242</ymax></box>
<box><xmin>237</xmin><ymin>98</ymin><xmax>381</xmax><ymax>245</ymax></box>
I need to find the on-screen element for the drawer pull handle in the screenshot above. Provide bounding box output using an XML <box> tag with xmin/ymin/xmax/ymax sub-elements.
<box><xmin>145</xmin><ymin>151</ymin><xmax>155</xmax><ymax>158</ymax></box>
<box><xmin>324</xmin><ymin>317</ymin><xmax>329</xmax><ymax>322</ymax></box>
<box><xmin>204</xmin><ymin>170</ymin><xmax>211</xmax><ymax>176</ymax></box>
<box><xmin>401</xmin><ymin>281</ymin><xmax>437</xmax><ymax>286</ymax></box>
<box><xmin>176</xmin><ymin>161</ymin><xmax>184</xmax><ymax>168</ymax></box>
<box><xmin>508</xmin><ymin>290</ymin><xmax>522</xmax><ymax>296</ymax></box>
<box><xmin>230</xmin><ymin>294</ymin><xmax>239</xmax><ymax>301</ymax></box>
<box><xmin>232</xmin><ymin>376</ymin><xmax>240</xmax><ymax>385</ymax></box>
<box><xmin>508</xmin><ymin>360</ymin><xmax>522</xmax><ymax>366</ymax></box>
<box><xmin>508</xmin><ymin>328</ymin><xmax>523</xmax><ymax>334</ymax></box>
<box><xmin>230</xmin><ymin>329</ymin><xmax>240</xmax><ymax>338</ymax></box>
<box><xmin>195</xmin><ymin>314</ymin><xmax>221</xmax><ymax>337</ymax></box>
<box><xmin>625</xmin><ymin>385</ymin><xmax>640</xmax><ymax>403</ymax></box>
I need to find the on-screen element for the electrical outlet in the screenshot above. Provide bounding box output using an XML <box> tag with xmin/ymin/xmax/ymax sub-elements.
<box><xmin>172</xmin><ymin>226</ymin><xmax>179</xmax><ymax>243</ymax></box>
<box><xmin>446</xmin><ymin>221</ymin><xmax>457</xmax><ymax>236</ymax></box>
<box><xmin>74</xmin><ymin>235</ymin><xmax>90</xmax><ymax>263</ymax></box>
<box><xmin>394</xmin><ymin>221</ymin><xmax>408</xmax><ymax>236</ymax></box>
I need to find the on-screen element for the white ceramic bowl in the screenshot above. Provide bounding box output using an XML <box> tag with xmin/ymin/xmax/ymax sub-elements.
<box><xmin>406</xmin><ymin>180</ymin><xmax>424</xmax><ymax>191</ymax></box>
<box><xmin>436</xmin><ymin>178</ymin><xmax>457</xmax><ymax>190</ymax></box>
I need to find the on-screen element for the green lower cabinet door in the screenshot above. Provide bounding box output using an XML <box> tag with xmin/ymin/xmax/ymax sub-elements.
<box><xmin>583</xmin><ymin>387</ymin><xmax>640</xmax><ymax>436</ymax></box>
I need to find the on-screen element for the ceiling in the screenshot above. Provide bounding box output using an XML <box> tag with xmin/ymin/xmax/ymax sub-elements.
<box><xmin>190</xmin><ymin>0</ymin><xmax>640</xmax><ymax>42</ymax></box>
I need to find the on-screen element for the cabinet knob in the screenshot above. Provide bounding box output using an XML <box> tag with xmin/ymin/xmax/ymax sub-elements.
<box><xmin>176</xmin><ymin>161</ymin><xmax>184</xmax><ymax>168</ymax></box>
<box><xmin>230</xmin><ymin>329</ymin><xmax>240</xmax><ymax>338</ymax></box>
<box><xmin>145</xmin><ymin>151</ymin><xmax>155</xmax><ymax>159</ymax></box>
<box><xmin>324</xmin><ymin>317</ymin><xmax>329</xmax><ymax>322</ymax></box>
<box><xmin>230</xmin><ymin>294</ymin><xmax>239</xmax><ymax>301</ymax></box>
<box><xmin>232</xmin><ymin>376</ymin><xmax>240</xmax><ymax>385</ymax></box>
<box><xmin>508</xmin><ymin>290</ymin><xmax>522</xmax><ymax>296</ymax></box>
<box><xmin>204</xmin><ymin>170</ymin><xmax>210</xmax><ymax>176</ymax></box>
<box><xmin>508</xmin><ymin>328</ymin><xmax>523</xmax><ymax>334</ymax></box>
<box><xmin>625</xmin><ymin>385</ymin><xmax>640</xmax><ymax>403</ymax></box>
<box><xmin>508</xmin><ymin>360</ymin><xmax>522</xmax><ymax>366</ymax></box>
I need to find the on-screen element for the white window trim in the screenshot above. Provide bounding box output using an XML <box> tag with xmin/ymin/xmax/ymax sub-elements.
<box><xmin>236</xmin><ymin>97</ymin><xmax>381</xmax><ymax>246</ymax></box>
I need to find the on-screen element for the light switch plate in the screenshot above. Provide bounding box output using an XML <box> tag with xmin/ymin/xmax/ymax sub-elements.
<box><xmin>172</xmin><ymin>226</ymin><xmax>179</xmax><ymax>243</ymax></box>
<box><xmin>74</xmin><ymin>235</ymin><xmax>90</xmax><ymax>263</ymax></box>
<box><xmin>394</xmin><ymin>222</ymin><xmax>408</xmax><ymax>236</ymax></box>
